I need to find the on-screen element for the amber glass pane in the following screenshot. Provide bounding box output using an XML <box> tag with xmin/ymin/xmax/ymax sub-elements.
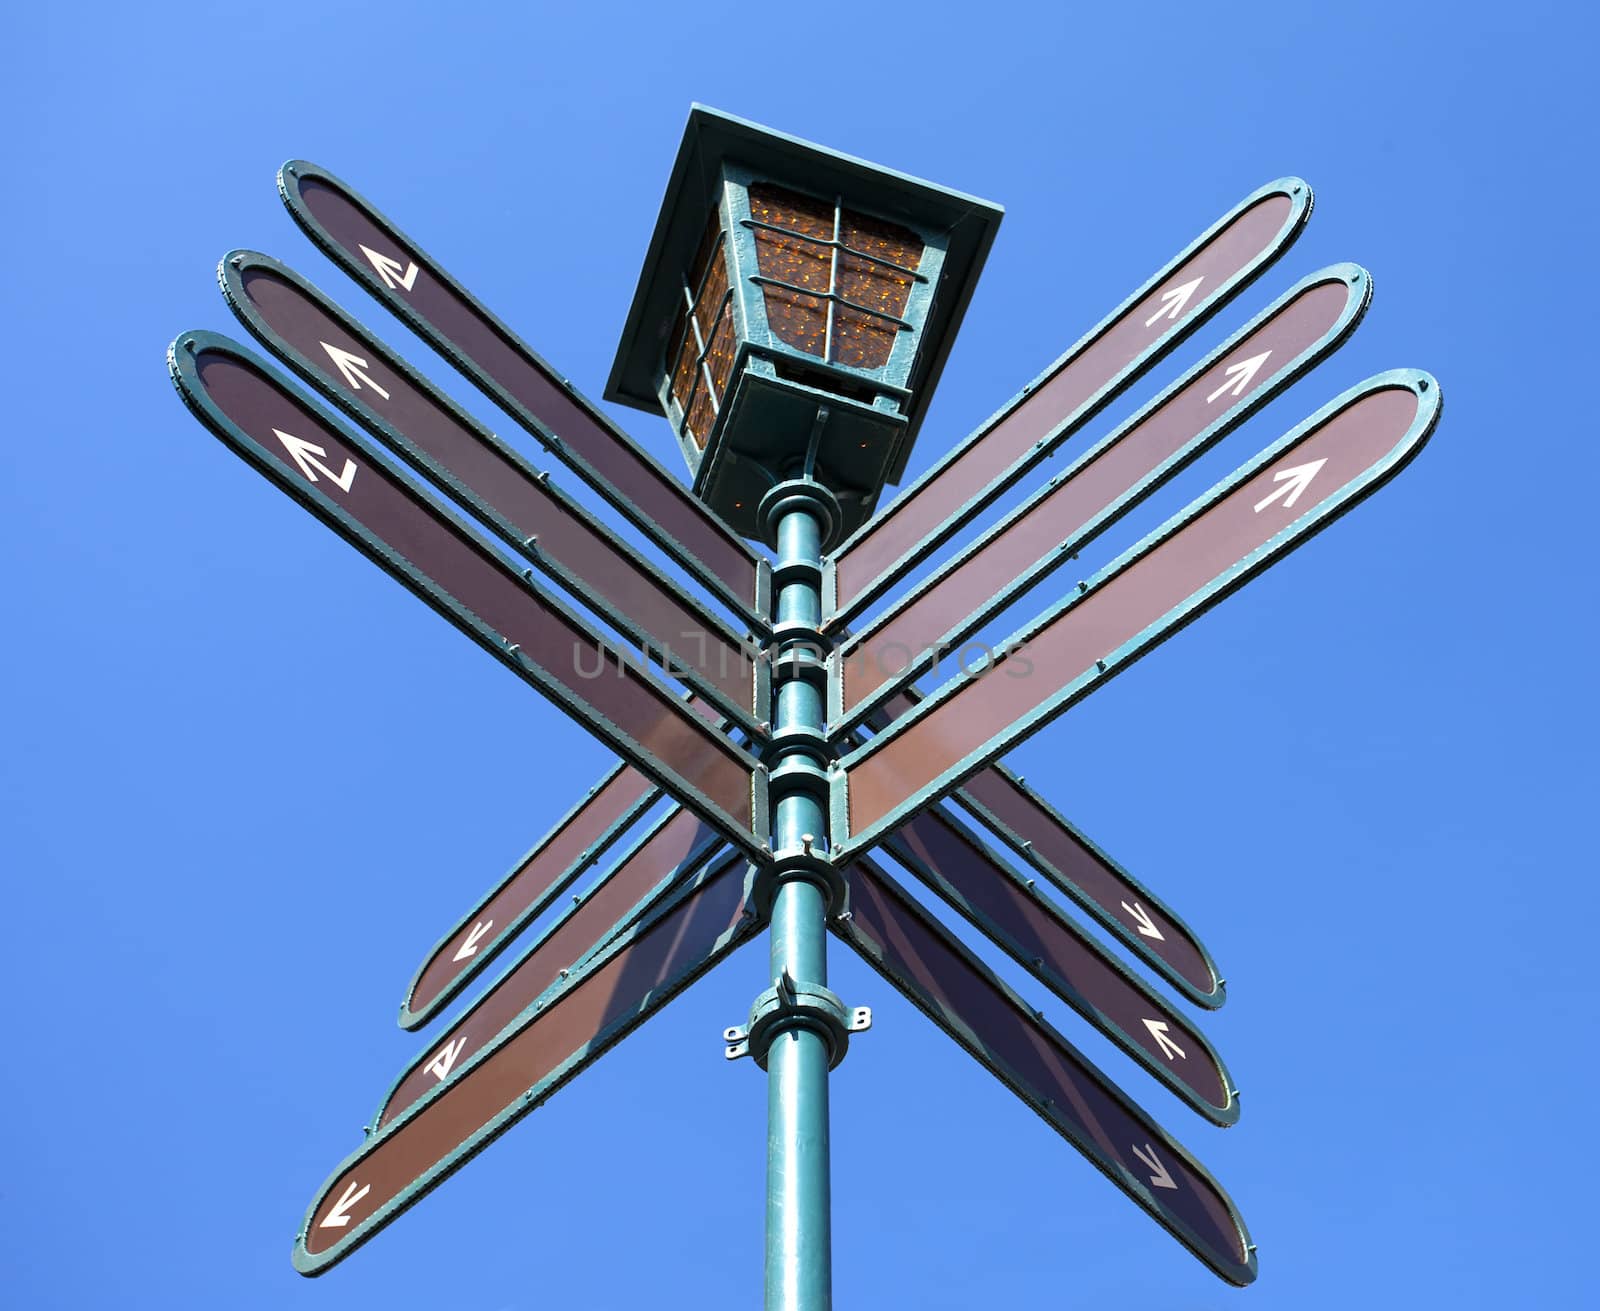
<box><xmin>834</xmin><ymin>210</ymin><xmax>922</xmax><ymax>369</ymax></box>
<box><xmin>670</xmin><ymin>210</ymin><xmax>727</xmax><ymax>433</ymax></box>
<box><xmin>749</xmin><ymin>182</ymin><xmax>832</xmax><ymax>359</ymax></box>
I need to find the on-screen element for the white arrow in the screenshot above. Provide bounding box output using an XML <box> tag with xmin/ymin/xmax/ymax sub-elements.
<box><xmin>1120</xmin><ymin>901</ymin><xmax>1165</xmax><ymax>941</ymax></box>
<box><xmin>1142</xmin><ymin>1018</ymin><xmax>1188</xmax><ymax>1062</ymax></box>
<box><xmin>359</xmin><ymin>243</ymin><xmax>419</xmax><ymax>293</ymax></box>
<box><xmin>1144</xmin><ymin>277</ymin><xmax>1203</xmax><ymax>327</ymax></box>
<box><xmin>272</xmin><ymin>429</ymin><xmax>357</xmax><ymax>493</ymax></box>
<box><xmin>320</xmin><ymin>342</ymin><xmax>391</xmax><ymax>401</ymax></box>
<box><xmin>427</xmin><ymin>1036</ymin><xmax>467</xmax><ymax>1082</ymax></box>
<box><xmin>1205</xmin><ymin>350</ymin><xmax>1272</xmax><ymax>404</ymax></box>
<box><xmin>1253</xmin><ymin>458</ymin><xmax>1328</xmax><ymax>514</ymax></box>
<box><xmin>451</xmin><ymin>919</ymin><xmax>494</xmax><ymax>962</ymax></box>
<box><xmin>1131</xmin><ymin>1143</ymin><xmax>1178</xmax><ymax>1191</ymax></box>
<box><xmin>319</xmin><ymin>1179</ymin><xmax>371</xmax><ymax>1229</ymax></box>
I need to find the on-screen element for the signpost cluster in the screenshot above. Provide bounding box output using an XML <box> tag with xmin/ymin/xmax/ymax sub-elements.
<box><xmin>167</xmin><ymin>105</ymin><xmax>1440</xmax><ymax>1305</ymax></box>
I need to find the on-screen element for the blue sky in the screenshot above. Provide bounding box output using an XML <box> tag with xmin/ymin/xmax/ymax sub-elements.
<box><xmin>5</xmin><ymin>2</ymin><xmax>1595</xmax><ymax>1307</ymax></box>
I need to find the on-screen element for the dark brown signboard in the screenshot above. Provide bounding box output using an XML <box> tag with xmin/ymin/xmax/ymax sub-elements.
<box><xmin>169</xmin><ymin>334</ymin><xmax>763</xmax><ymax>857</ymax></box>
<box><xmin>222</xmin><ymin>253</ymin><xmax>761</xmax><ymax>727</ymax></box>
<box><xmin>276</xmin><ymin>161</ymin><xmax>767</xmax><ymax>627</ymax></box>
<box><xmin>827</xmin><ymin>179</ymin><xmax>1312</xmax><ymax>624</ymax></box>
<box><xmin>883</xmin><ymin>808</ymin><xmax>1234</xmax><ymax>1122</ymax></box>
<box><xmin>836</xmin><ymin>267</ymin><xmax>1368</xmax><ymax>726</ymax></box>
<box><xmin>294</xmin><ymin>855</ymin><xmax>756</xmax><ymax>1275</ymax></box>
<box><xmin>953</xmin><ymin>765</ymin><xmax>1222</xmax><ymax>1006</ymax></box>
<box><xmin>835</xmin><ymin>859</ymin><xmax>1255</xmax><ymax>1285</ymax></box>
<box><xmin>840</xmin><ymin>372</ymin><xmax>1441</xmax><ymax>854</ymax></box>
<box><xmin>382</xmin><ymin>808</ymin><xmax>726</xmax><ymax>1127</ymax></box>
<box><xmin>400</xmin><ymin>761</ymin><xmax>661</xmax><ymax>1028</ymax></box>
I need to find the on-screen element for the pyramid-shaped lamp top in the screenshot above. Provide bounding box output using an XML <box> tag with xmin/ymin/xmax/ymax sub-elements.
<box><xmin>607</xmin><ymin>106</ymin><xmax>1003</xmax><ymax>542</ymax></box>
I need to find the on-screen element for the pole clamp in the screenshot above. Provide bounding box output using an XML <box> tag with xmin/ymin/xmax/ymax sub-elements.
<box><xmin>724</xmin><ymin>971</ymin><xmax>871</xmax><ymax>1070</ymax></box>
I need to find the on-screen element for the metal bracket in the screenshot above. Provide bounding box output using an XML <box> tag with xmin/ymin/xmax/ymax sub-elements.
<box><xmin>723</xmin><ymin>970</ymin><xmax>871</xmax><ymax>1070</ymax></box>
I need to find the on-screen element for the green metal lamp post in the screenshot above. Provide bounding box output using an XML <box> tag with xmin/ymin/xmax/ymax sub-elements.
<box><xmin>609</xmin><ymin>107</ymin><xmax>1003</xmax><ymax>1310</ymax></box>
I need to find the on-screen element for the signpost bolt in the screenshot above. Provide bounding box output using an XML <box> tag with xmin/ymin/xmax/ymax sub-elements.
<box><xmin>801</xmin><ymin>833</ymin><xmax>816</xmax><ymax>856</ymax></box>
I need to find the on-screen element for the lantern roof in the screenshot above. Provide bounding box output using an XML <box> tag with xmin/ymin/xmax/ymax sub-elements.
<box><xmin>606</xmin><ymin>105</ymin><xmax>1004</xmax><ymax>470</ymax></box>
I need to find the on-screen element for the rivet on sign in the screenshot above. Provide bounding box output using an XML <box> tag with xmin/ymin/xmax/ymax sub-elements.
<box><xmin>184</xmin><ymin>338</ymin><xmax>196</xmax><ymax>351</ymax></box>
<box><xmin>1096</xmin><ymin>659</ymin><xmax>1107</xmax><ymax>672</ymax></box>
<box><xmin>230</xmin><ymin>255</ymin><xmax>242</xmax><ymax>269</ymax></box>
<box><xmin>1077</xmin><ymin>581</ymin><xmax>1088</xmax><ymax>593</ymax></box>
<box><xmin>1025</xmin><ymin>878</ymin><xmax>1036</xmax><ymax>889</ymax></box>
<box><xmin>506</xmin><ymin>643</ymin><xmax>521</xmax><ymax>657</ymax></box>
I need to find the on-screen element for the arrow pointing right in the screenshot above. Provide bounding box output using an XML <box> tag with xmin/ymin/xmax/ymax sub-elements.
<box><xmin>1205</xmin><ymin>350</ymin><xmax>1272</xmax><ymax>404</ymax></box>
<box><xmin>319</xmin><ymin>1179</ymin><xmax>370</xmax><ymax>1229</ymax></box>
<box><xmin>358</xmin><ymin>243</ymin><xmax>419</xmax><ymax>293</ymax></box>
<box><xmin>1132</xmin><ymin>1143</ymin><xmax>1178</xmax><ymax>1190</ymax></box>
<box><xmin>1253</xmin><ymin>458</ymin><xmax>1327</xmax><ymax>513</ymax></box>
<box><xmin>1144</xmin><ymin>276</ymin><xmax>1203</xmax><ymax>326</ymax></box>
<box><xmin>320</xmin><ymin>341</ymin><xmax>391</xmax><ymax>401</ymax></box>
<box><xmin>1121</xmin><ymin>900</ymin><xmax>1166</xmax><ymax>941</ymax></box>
<box><xmin>451</xmin><ymin>919</ymin><xmax>493</xmax><ymax>963</ymax></box>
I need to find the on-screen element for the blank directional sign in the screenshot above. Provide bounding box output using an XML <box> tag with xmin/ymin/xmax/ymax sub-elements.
<box><xmin>825</xmin><ymin>178</ymin><xmax>1313</xmax><ymax>624</ymax></box>
<box><xmin>169</xmin><ymin>333</ymin><xmax>765</xmax><ymax>858</ymax></box>
<box><xmin>221</xmin><ymin>252</ymin><xmax>763</xmax><ymax>728</ymax></box>
<box><xmin>834</xmin><ymin>859</ymin><xmax>1255</xmax><ymax>1285</ymax></box>
<box><xmin>381</xmin><ymin>808</ymin><xmax>727</xmax><ymax>1127</ymax></box>
<box><xmin>400</xmin><ymin>760</ymin><xmax>660</xmax><ymax>1028</ymax></box>
<box><xmin>294</xmin><ymin>855</ymin><xmax>757</xmax><ymax>1274</ymax></box>
<box><xmin>883</xmin><ymin>807</ymin><xmax>1235</xmax><ymax>1122</ymax></box>
<box><xmin>275</xmin><ymin>161</ymin><xmax>770</xmax><ymax>628</ymax></box>
<box><xmin>832</xmin><ymin>265</ymin><xmax>1370</xmax><ymax>730</ymax></box>
<box><xmin>836</xmin><ymin>371</ymin><xmax>1441</xmax><ymax>856</ymax></box>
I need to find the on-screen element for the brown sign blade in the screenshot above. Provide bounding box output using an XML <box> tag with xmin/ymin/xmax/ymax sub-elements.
<box><xmin>882</xmin><ymin>807</ymin><xmax>1235</xmax><ymax>1123</ymax></box>
<box><xmin>952</xmin><ymin>763</ymin><xmax>1223</xmax><ymax>1006</ymax></box>
<box><xmin>839</xmin><ymin>371</ymin><xmax>1441</xmax><ymax>855</ymax></box>
<box><xmin>826</xmin><ymin>178</ymin><xmax>1312</xmax><ymax>624</ymax></box>
<box><xmin>221</xmin><ymin>252</ymin><xmax>762</xmax><ymax>728</ymax></box>
<box><xmin>399</xmin><ymin>761</ymin><xmax>661</xmax><ymax>1028</ymax></box>
<box><xmin>169</xmin><ymin>333</ymin><xmax>764</xmax><ymax>858</ymax></box>
<box><xmin>835</xmin><ymin>859</ymin><xmax>1256</xmax><ymax>1285</ymax></box>
<box><xmin>834</xmin><ymin>265</ymin><xmax>1369</xmax><ymax>729</ymax></box>
<box><xmin>381</xmin><ymin>808</ymin><xmax>727</xmax><ymax>1127</ymax></box>
<box><xmin>276</xmin><ymin>161</ymin><xmax>768</xmax><ymax>627</ymax></box>
<box><xmin>293</xmin><ymin>856</ymin><xmax>756</xmax><ymax>1276</ymax></box>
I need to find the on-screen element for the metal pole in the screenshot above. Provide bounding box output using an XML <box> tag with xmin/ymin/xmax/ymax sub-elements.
<box><xmin>764</xmin><ymin>497</ymin><xmax>832</xmax><ymax>1311</ymax></box>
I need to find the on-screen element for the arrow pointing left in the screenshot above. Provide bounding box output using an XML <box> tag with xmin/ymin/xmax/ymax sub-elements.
<box><xmin>450</xmin><ymin>920</ymin><xmax>493</xmax><ymax>963</ymax></box>
<box><xmin>272</xmin><ymin>428</ymin><xmax>356</xmax><ymax>492</ymax></box>
<box><xmin>357</xmin><ymin>243</ymin><xmax>418</xmax><ymax>292</ymax></box>
<box><xmin>319</xmin><ymin>341</ymin><xmax>390</xmax><ymax>400</ymax></box>
<box><xmin>170</xmin><ymin>334</ymin><xmax>764</xmax><ymax>861</ymax></box>
<box><xmin>318</xmin><ymin>1180</ymin><xmax>370</xmax><ymax>1230</ymax></box>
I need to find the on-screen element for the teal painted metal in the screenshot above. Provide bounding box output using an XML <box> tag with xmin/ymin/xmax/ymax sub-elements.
<box><xmin>218</xmin><ymin>250</ymin><xmax>765</xmax><ymax>733</ymax></box>
<box><xmin>275</xmin><ymin>159</ymin><xmax>773</xmax><ymax>631</ymax></box>
<box><xmin>834</xmin><ymin>369</ymin><xmax>1443</xmax><ymax>858</ymax></box>
<box><xmin>822</xmin><ymin>176</ymin><xmax>1314</xmax><ymax>627</ymax></box>
<box><xmin>828</xmin><ymin>263</ymin><xmax>1372</xmax><ymax>735</ymax></box>
<box><xmin>291</xmin><ymin>855</ymin><xmax>761</xmax><ymax>1275</ymax></box>
<box><xmin>760</xmin><ymin>493</ymin><xmax>835</xmax><ymax>1311</ymax></box>
<box><xmin>168</xmin><ymin>332</ymin><xmax>769</xmax><ymax>860</ymax></box>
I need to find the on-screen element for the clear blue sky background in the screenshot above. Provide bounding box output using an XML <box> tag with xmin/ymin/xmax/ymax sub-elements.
<box><xmin>5</xmin><ymin>3</ymin><xmax>1594</xmax><ymax>1307</ymax></box>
